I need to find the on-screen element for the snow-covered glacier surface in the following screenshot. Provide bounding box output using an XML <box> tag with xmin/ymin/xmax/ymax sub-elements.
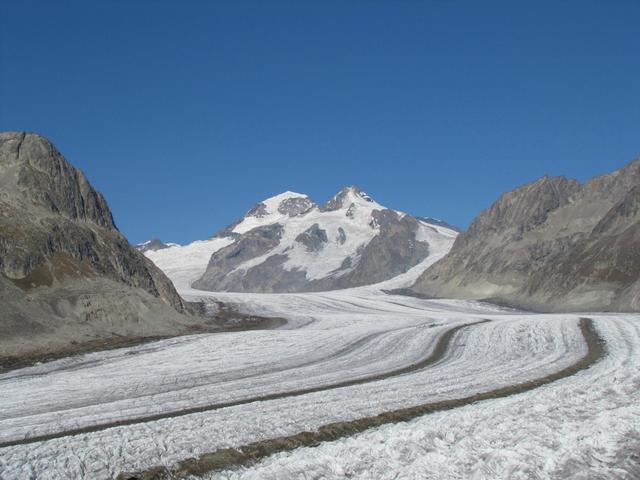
<box><xmin>1</xmin><ymin>286</ymin><xmax>639</xmax><ymax>479</ymax></box>
<box><xmin>208</xmin><ymin>314</ymin><xmax>640</xmax><ymax>480</ymax></box>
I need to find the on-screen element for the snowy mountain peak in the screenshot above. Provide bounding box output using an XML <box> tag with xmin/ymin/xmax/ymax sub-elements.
<box><xmin>230</xmin><ymin>191</ymin><xmax>318</xmax><ymax>235</ymax></box>
<box><xmin>322</xmin><ymin>186</ymin><xmax>382</xmax><ymax>212</ymax></box>
<box><xmin>145</xmin><ymin>187</ymin><xmax>458</xmax><ymax>293</ymax></box>
<box><xmin>254</xmin><ymin>191</ymin><xmax>312</xmax><ymax>216</ymax></box>
<box><xmin>245</xmin><ymin>191</ymin><xmax>316</xmax><ymax>218</ymax></box>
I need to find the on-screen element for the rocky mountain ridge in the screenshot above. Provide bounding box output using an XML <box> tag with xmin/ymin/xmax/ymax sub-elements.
<box><xmin>411</xmin><ymin>156</ymin><xmax>640</xmax><ymax>312</ymax></box>
<box><xmin>0</xmin><ymin>132</ymin><xmax>183</xmax><ymax>309</ymax></box>
<box><xmin>136</xmin><ymin>238</ymin><xmax>178</xmax><ymax>253</ymax></box>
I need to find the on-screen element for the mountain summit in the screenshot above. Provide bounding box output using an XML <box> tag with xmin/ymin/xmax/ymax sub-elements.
<box><xmin>146</xmin><ymin>188</ymin><xmax>457</xmax><ymax>293</ymax></box>
<box><xmin>321</xmin><ymin>186</ymin><xmax>378</xmax><ymax>211</ymax></box>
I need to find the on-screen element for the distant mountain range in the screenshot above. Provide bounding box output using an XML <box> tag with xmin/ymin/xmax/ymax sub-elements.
<box><xmin>143</xmin><ymin>188</ymin><xmax>458</xmax><ymax>293</ymax></box>
<box><xmin>411</xmin><ymin>156</ymin><xmax>640</xmax><ymax>312</ymax></box>
<box><xmin>136</xmin><ymin>238</ymin><xmax>178</xmax><ymax>253</ymax></box>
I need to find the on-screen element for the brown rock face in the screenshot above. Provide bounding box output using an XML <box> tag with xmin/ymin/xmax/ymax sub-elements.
<box><xmin>412</xmin><ymin>157</ymin><xmax>640</xmax><ymax>312</ymax></box>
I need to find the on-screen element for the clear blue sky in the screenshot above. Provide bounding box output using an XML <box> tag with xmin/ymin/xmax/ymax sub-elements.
<box><xmin>1</xmin><ymin>1</ymin><xmax>639</xmax><ymax>244</ymax></box>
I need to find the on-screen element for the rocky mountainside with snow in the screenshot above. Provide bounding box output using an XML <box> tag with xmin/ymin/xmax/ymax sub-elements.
<box><xmin>146</xmin><ymin>188</ymin><xmax>457</xmax><ymax>293</ymax></box>
<box><xmin>0</xmin><ymin>132</ymin><xmax>204</xmax><ymax>360</ymax></box>
<box><xmin>412</xmin><ymin>156</ymin><xmax>640</xmax><ymax>312</ymax></box>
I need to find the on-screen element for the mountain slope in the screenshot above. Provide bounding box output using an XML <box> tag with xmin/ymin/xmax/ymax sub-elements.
<box><xmin>146</xmin><ymin>188</ymin><xmax>457</xmax><ymax>293</ymax></box>
<box><xmin>0</xmin><ymin>132</ymin><xmax>183</xmax><ymax>309</ymax></box>
<box><xmin>0</xmin><ymin>132</ymin><xmax>206</xmax><ymax>361</ymax></box>
<box><xmin>411</xmin><ymin>157</ymin><xmax>640</xmax><ymax>312</ymax></box>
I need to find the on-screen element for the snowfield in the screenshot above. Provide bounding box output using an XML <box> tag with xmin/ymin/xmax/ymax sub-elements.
<box><xmin>144</xmin><ymin>237</ymin><xmax>234</xmax><ymax>291</ymax></box>
<box><xmin>1</xmin><ymin>245</ymin><xmax>639</xmax><ymax>479</ymax></box>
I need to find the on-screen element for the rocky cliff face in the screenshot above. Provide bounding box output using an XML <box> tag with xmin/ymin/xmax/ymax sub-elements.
<box><xmin>0</xmin><ymin>132</ymin><xmax>183</xmax><ymax>310</ymax></box>
<box><xmin>181</xmin><ymin>187</ymin><xmax>457</xmax><ymax>293</ymax></box>
<box><xmin>411</xmin><ymin>157</ymin><xmax>640</xmax><ymax>312</ymax></box>
<box><xmin>0</xmin><ymin>132</ymin><xmax>205</xmax><ymax>362</ymax></box>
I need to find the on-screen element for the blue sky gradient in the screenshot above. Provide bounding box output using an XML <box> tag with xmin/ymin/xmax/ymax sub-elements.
<box><xmin>1</xmin><ymin>1</ymin><xmax>639</xmax><ymax>244</ymax></box>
